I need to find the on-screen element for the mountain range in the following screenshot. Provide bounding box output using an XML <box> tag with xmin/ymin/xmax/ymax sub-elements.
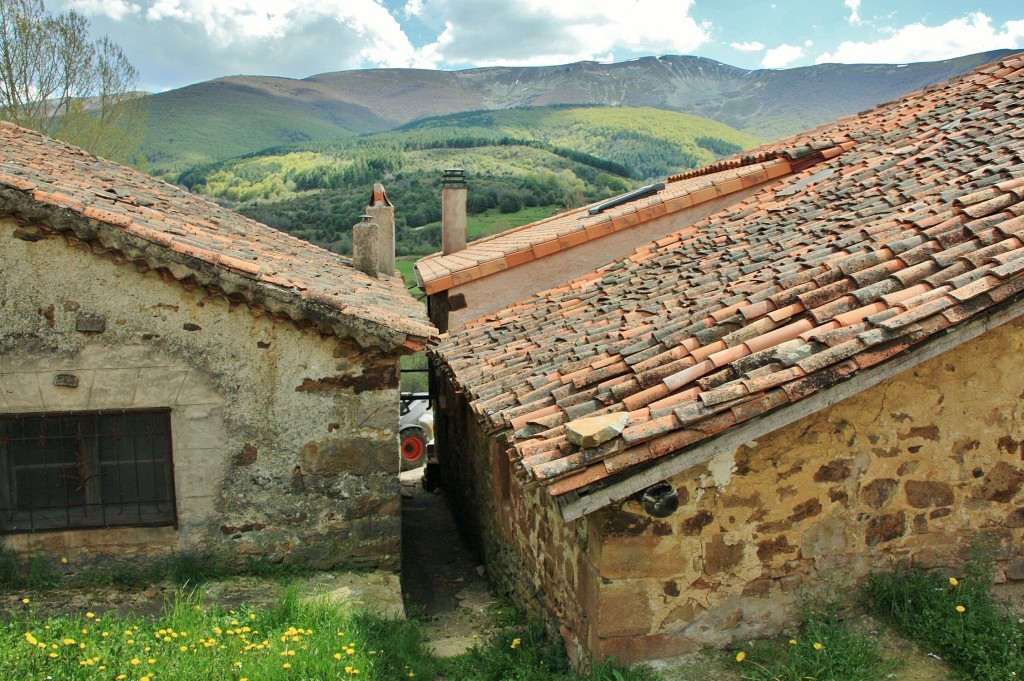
<box><xmin>140</xmin><ymin>49</ymin><xmax>1020</xmax><ymax>175</ymax></box>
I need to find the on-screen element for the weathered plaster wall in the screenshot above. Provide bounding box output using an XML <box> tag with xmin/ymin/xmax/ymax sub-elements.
<box><xmin>0</xmin><ymin>217</ymin><xmax>403</xmax><ymax>569</ymax></box>
<box><xmin>584</xmin><ymin>313</ymin><xmax>1024</xmax><ymax>662</ymax></box>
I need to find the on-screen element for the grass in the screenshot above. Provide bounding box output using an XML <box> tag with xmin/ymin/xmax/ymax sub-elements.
<box><xmin>2</xmin><ymin>585</ymin><xmax>657</xmax><ymax>681</ymax></box>
<box><xmin>731</xmin><ymin>602</ymin><xmax>892</xmax><ymax>681</ymax></box>
<box><xmin>862</xmin><ymin>552</ymin><xmax>1024</xmax><ymax>680</ymax></box>
<box><xmin>0</xmin><ymin>547</ymin><xmax>305</xmax><ymax>591</ymax></box>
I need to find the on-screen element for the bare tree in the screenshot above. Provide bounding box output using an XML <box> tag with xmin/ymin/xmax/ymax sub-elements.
<box><xmin>0</xmin><ymin>0</ymin><xmax>145</xmax><ymax>161</ymax></box>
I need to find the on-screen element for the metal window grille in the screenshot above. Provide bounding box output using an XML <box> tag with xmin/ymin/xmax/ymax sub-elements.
<box><xmin>0</xmin><ymin>409</ymin><xmax>176</xmax><ymax>533</ymax></box>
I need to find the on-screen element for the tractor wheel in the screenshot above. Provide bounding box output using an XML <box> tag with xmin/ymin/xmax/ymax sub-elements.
<box><xmin>400</xmin><ymin>428</ymin><xmax>427</xmax><ymax>470</ymax></box>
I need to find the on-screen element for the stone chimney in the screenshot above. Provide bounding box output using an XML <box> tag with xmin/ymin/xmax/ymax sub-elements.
<box><xmin>366</xmin><ymin>182</ymin><xmax>395</xmax><ymax>275</ymax></box>
<box><xmin>352</xmin><ymin>214</ymin><xmax>380</xmax><ymax>278</ymax></box>
<box><xmin>441</xmin><ymin>168</ymin><xmax>467</xmax><ymax>255</ymax></box>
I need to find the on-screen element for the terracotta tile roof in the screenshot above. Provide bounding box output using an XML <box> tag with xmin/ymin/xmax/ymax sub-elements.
<box><xmin>414</xmin><ymin>141</ymin><xmax>855</xmax><ymax>294</ymax></box>
<box><xmin>432</xmin><ymin>52</ymin><xmax>1024</xmax><ymax>506</ymax></box>
<box><xmin>0</xmin><ymin>122</ymin><xmax>433</xmax><ymax>352</ymax></box>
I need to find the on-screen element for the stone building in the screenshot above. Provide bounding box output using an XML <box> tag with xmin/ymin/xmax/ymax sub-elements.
<box><xmin>425</xmin><ymin>53</ymin><xmax>1024</xmax><ymax>663</ymax></box>
<box><xmin>0</xmin><ymin>122</ymin><xmax>433</xmax><ymax>569</ymax></box>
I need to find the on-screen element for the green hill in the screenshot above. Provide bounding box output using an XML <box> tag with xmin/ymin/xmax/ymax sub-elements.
<box><xmin>397</xmin><ymin>106</ymin><xmax>760</xmax><ymax>179</ymax></box>
<box><xmin>139</xmin><ymin>77</ymin><xmax>389</xmax><ymax>175</ymax></box>
<box><xmin>178</xmin><ymin>105</ymin><xmax>757</xmax><ymax>256</ymax></box>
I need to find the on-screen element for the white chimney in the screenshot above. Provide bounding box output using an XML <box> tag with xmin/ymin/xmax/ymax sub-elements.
<box><xmin>352</xmin><ymin>214</ymin><xmax>380</xmax><ymax>278</ymax></box>
<box><xmin>441</xmin><ymin>168</ymin><xmax>467</xmax><ymax>255</ymax></box>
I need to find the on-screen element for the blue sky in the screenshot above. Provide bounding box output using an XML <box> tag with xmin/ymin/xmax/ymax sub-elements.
<box><xmin>55</xmin><ymin>0</ymin><xmax>1024</xmax><ymax>92</ymax></box>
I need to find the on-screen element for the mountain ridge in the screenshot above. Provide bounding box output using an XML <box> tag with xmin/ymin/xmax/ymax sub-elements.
<box><xmin>140</xmin><ymin>49</ymin><xmax>1021</xmax><ymax>174</ymax></box>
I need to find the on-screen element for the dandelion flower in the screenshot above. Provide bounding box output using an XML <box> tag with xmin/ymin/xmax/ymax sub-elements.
<box><xmin>61</xmin><ymin>557</ymin><xmax>68</xmax><ymax>564</ymax></box>
<box><xmin>24</xmin><ymin>633</ymin><xmax>38</xmax><ymax>646</ymax></box>
<box><xmin>956</xmin><ymin>605</ymin><xmax>966</xmax><ymax>613</ymax></box>
<box><xmin>334</xmin><ymin>653</ymin><xmax>343</xmax><ymax>660</ymax></box>
<box><xmin>131</xmin><ymin>658</ymin><xmax>141</xmax><ymax>665</ymax></box>
<box><xmin>86</xmin><ymin>612</ymin><xmax>95</xmax><ymax>619</ymax></box>
<box><xmin>21</xmin><ymin>597</ymin><xmax>30</xmax><ymax>604</ymax></box>
<box><xmin>789</xmin><ymin>639</ymin><xmax>797</xmax><ymax>645</ymax></box>
<box><xmin>813</xmin><ymin>642</ymin><xmax>824</xmax><ymax>650</ymax></box>
<box><xmin>736</xmin><ymin>651</ymin><xmax>746</xmax><ymax>662</ymax></box>
<box><xmin>949</xmin><ymin>577</ymin><xmax>959</xmax><ymax>586</ymax></box>
<box><xmin>283</xmin><ymin>662</ymin><xmax>292</xmax><ymax>669</ymax></box>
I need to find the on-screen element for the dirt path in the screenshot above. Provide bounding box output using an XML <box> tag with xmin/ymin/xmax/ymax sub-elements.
<box><xmin>400</xmin><ymin>468</ymin><xmax>497</xmax><ymax>656</ymax></box>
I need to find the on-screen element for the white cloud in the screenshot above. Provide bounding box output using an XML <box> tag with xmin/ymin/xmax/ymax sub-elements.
<box><xmin>844</xmin><ymin>0</ymin><xmax>862</xmax><ymax>25</ymax></box>
<box><xmin>761</xmin><ymin>43</ymin><xmax>804</xmax><ymax>68</ymax></box>
<box><xmin>730</xmin><ymin>41</ymin><xmax>764</xmax><ymax>52</ymax></box>
<box><xmin>817</xmin><ymin>12</ymin><xmax>1024</xmax><ymax>64</ymax></box>
<box><xmin>418</xmin><ymin>0</ymin><xmax>711</xmax><ymax>67</ymax></box>
<box><xmin>403</xmin><ymin>0</ymin><xmax>423</xmax><ymax>17</ymax></box>
<box><xmin>66</xmin><ymin>0</ymin><xmax>141</xmax><ymax>21</ymax></box>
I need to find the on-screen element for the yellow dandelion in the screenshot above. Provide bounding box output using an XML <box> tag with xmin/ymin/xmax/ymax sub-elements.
<box><xmin>813</xmin><ymin>642</ymin><xmax>824</xmax><ymax>650</ymax></box>
<box><xmin>234</xmin><ymin>661</ymin><xmax>242</xmax><ymax>668</ymax></box>
<box><xmin>789</xmin><ymin>639</ymin><xmax>797</xmax><ymax>645</ymax></box>
<box><xmin>131</xmin><ymin>658</ymin><xmax>141</xmax><ymax>665</ymax></box>
<box><xmin>117</xmin><ymin>676</ymin><xmax>127</xmax><ymax>680</ymax></box>
<box><xmin>949</xmin><ymin>577</ymin><xmax>959</xmax><ymax>586</ymax></box>
<box><xmin>334</xmin><ymin>653</ymin><xmax>343</xmax><ymax>660</ymax></box>
<box><xmin>48</xmin><ymin>652</ymin><xmax>58</xmax><ymax>658</ymax></box>
<box><xmin>736</xmin><ymin>651</ymin><xmax>746</xmax><ymax>662</ymax></box>
<box><xmin>61</xmin><ymin>556</ymin><xmax>68</xmax><ymax>563</ymax></box>
<box><xmin>283</xmin><ymin>662</ymin><xmax>292</xmax><ymax>669</ymax></box>
<box><xmin>24</xmin><ymin>633</ymin><xmax>38</xmax><ymax>646</ymax></box>
<box><xmin>86</xmin><ymin>612</ymin><xmax>95</xmax><ymax>619</ymax></box>
<box><xmin>147</xmin><ymin>658</ymin><xmax>156</xmax><ymax>664</ymax></box>
<box><xmin>409</xmin><ymin>673</ymin><xmax>416</xmax><ymax>678</ymax></box>
<box><xmin>21</xmin><ymin>597</ymin><xmax>30</xmax><ymax>604</ymax></box>
<box><xmin>62</xmin><ymin>638</ymin><xmax>76</xmax><ymax>645</ymax></box>
<box><xmin>102</xmin><ymin>632</ymin><xmax>110</xmax><ymax>637</ymax></box>
<box><xmin>956</xmin><ymin>605</ymin><xmax>966</xmax><ymax>613</ymax></box>
<box><xmin>180</xmin><ymin>646</ymin><xmax>188</xmax><ymax>652</ymax></box>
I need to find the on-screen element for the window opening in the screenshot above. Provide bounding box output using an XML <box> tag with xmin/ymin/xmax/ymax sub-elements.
<box><xmin>0</xmin><ymin>409</ymin><xmax>176</xmax><ymax>533</ymax></box>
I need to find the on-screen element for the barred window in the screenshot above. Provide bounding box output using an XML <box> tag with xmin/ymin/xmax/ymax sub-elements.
<box><xmin>0</xmin><ymin>410</ymin><xmax>176</xmax><ymax>533</ymax></box>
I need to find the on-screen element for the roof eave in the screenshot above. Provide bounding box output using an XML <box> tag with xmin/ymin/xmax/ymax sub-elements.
<box><xmin>556</xmin><ymin>294</ymin><xmax>1024</xmax><ymax>522</ymax></box>
<box><xmin>1</xmin><ymin>190</ymin><xmax>434</xmax><ymax>353</ymax></box>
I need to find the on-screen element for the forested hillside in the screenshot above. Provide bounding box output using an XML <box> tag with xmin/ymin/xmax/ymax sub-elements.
<box><xmin>179</xmin><ymin>106</ymin><xmax>757</xmax><ymax>256</ymax></box>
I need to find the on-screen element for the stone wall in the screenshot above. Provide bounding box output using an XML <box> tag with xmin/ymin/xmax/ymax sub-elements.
<box><xmin>0</xmin><ymin>217</ymin><xmax>404</xmax><ymax>570</ymax></box>
<box><xmin>439</xmin><ymin>307</ymin><xmax>1024</xmax><ymax>665</ymax></box>
<box><xmin>582</xmin><ymin>313</ymin><xmax>1024</xmax><ymax>662</ymax></box>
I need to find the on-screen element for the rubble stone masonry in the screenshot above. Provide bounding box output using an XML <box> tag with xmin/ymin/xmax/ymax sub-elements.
<box><xmin>443</xmin><ymin>312</ymin><xmax>1024</xmax><ymax>664</ymax></box>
